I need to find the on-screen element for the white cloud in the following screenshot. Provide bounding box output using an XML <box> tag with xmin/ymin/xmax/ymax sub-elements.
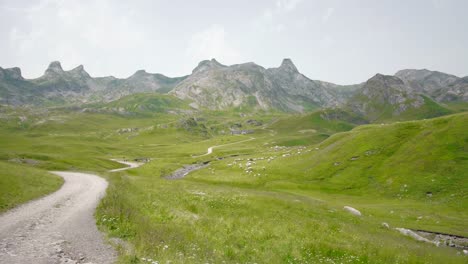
<box><xmin>254</xmin><ymin>0</ymin><xmax>305</xmax><ymax>33</ymax></box>
<box><xmin>276</xmin><ymin>0</ymin><xmax>303</xmax><ymax>12</ymax></box>
<box><xmin>322</xmin><ymin>7</ymin><xmax>335</xmax><ymax>23</ymax></box>
<box><xmin>320</xmin><ymin>35</ymin><xmax>335</xmax><ymax>48</ymax></box>
<box><xmin>431</xmin><ymin>0</ymin><xmax>442</xmax><ymax>8</ymax></box>
<box><xmin>185</xmin><ymin>24</ymin><xmax>243</xmax><ymax>69</ymax></box>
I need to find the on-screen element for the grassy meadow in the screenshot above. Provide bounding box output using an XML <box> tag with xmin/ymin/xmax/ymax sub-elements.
<box><xmin>0</xmin><ymin>161</ymin><xmax>63</xmax><ymax>212</ymax></box>
<box><xmin>0</xmin><ymin>97</ymin><xmax>467</xmax><ymax>263</ymax></box>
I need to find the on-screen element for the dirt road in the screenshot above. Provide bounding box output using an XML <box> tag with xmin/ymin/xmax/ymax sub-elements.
<box><xmin>109</xmin><ymin>159</ymin><xmax>142</xmax><ymax>172</ymax></box>
<box><xmin>0</xmin><ymin>171</ymin><xmax>116</xmax><ymax>264</ymax></box>
<box><xmin>192</xmin><ymin>137</ymin><xmax>256</xmax><ymax>158</ymax></box>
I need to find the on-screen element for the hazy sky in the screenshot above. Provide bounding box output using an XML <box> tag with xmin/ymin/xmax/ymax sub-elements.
<box><xmin>1</xmin><ymin>0</ymin><xmax>467</xmax><ymax>84</ymax></box>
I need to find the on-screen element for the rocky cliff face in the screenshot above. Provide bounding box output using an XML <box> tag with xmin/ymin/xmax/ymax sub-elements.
<box><xmin>346</xmin><ymin>74</ymin><xmax>426</xmax><ymax>121</ymax></box>
<box><xmin>395</xmin><ymin>69</ymin><xmax>467</xmax><ymax>102</ymax></box>
<box><xmin>0</xmin><ymin>61</ymin><xmax>185</xmax><ymax>106</ymax></box>
<box><xmin>170</xmin><ymin>58</ymin><xmax>342</xmax><ymax>111</ymax></box>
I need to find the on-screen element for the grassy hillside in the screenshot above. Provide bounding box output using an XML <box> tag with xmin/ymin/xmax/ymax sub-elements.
<box><xmin>0</xmin><ymin>99</ymin><xmax>466</xmax><ymax>263</ymax></box>
<box><xmin>96</xmin><ymin>113</ymin><xmax>467</xmax><ymax>263</ymax></box>
<box><xmin>257</xmin><ymin>108</ymin><xmax>373</xmax><ymax>147</ymax></box>
<box><xmin>0</xmin><ymin>161</ymin><xmax>63</xmax><ymax>212</ymax></box>
<box><xmin>90</xmin><ymin>93</ymin><xmax>192</xmax><ymax>116</ymax></box>
<box><xmin>345</xmin><ymin>86</ymin><xmax>452</xmax><ymax>122</ymax></box>
<box><xmin>268</xmin><ymin>112</ymin><xmax>467</xmax><ymax>201</ymax></box>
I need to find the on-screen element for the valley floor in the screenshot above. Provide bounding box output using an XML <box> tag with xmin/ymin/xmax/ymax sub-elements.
<box><xmin>0</xmin><ymin>105</ymin><xmax>466</xmax><ymax>263</ymax></box>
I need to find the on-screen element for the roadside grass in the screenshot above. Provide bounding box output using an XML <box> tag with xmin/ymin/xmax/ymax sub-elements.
<box><xmin>98</xmin><ymin>166</ymin><xmax>467</xmax><ymax>264</ymax></box>
<box><xmin>0</xmin><ymin>161</ymin><xmax>63</xmax><ymax>212</ymax></box>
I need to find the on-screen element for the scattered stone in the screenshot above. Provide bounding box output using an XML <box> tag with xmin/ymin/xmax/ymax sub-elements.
<box><xmin>381</xmin><ymin>222</ymin><xmax>390</xmax><ymax>229</ymax></box>
<box><xmin>54</xmin><ymin>245</ymin><xmax>64</xmax><ymax>254</ymax></box>
<box><xmin>343</xmin><ymin>206</ymin><xmax>361</xmax><ymax>216</ymax></box>
<box><xmin>350</xmin><ymin>156</ymin><xmax>360</xmax><ymax>161</ymax></box>
<box><xmin>365</xmin><ymin>149</ymin><xmax>380</xmax><ymax>156</ymax></box>
<box><xmin>246</xmin><ymin>119</ymin><xmax>262</xmax><ymax>126</ymax></box>
<box><xmin>165</xmin><ymin>163</ymin><xmax>210</xmax><ymax>180</ymax></box>
<box><xmin>334</xmin><ymin>162</ymin><xmax>341</xmax><ymax>166</ymax></box>
<box><xmin>395</xmin><ymin>228</ymin><xmax>439</xmax><ymax>246</ymax></box>
<box><xmin>416</xmin><ymin>230</ymin><xmax>468</xmax><ymax>250</ymax></box>
<box><xmin>134</xmin><ymin>157</ymin><xmax>150</xmax><ymax>163</ymax></box>
<box><xmin>117</xmin><ymin>127</ymin><xmax>139</xmax><ymax>134</ymax></box>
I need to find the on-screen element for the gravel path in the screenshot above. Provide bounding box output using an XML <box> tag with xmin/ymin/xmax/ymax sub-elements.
<box><xmin>109</xmin><ymin>159</ymin><xmax>143</xmax><ymax>172</ymax></box>
<box><xmin>0</xmin><ymin>171</ymin><xmax>116</xmax><ymax>264</ymax></box>
<box><xmin>165</xmin><ymin>163</ymin><xmax>210</xmax><ymax>180</ymax></box>
<box><xmin>192</xmin><ymin>137</ymin><xmax>256</xmax><ymax>158</ymax></box>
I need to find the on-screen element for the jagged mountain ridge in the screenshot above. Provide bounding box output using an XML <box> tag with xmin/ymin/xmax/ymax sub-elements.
<box><xmin>171</xmin><ymin>58</ymin><xmax>343</xmax><ymax>111</ymax></box>
<box><xmin>0</xmin><ymin>61</ymin><xmax>186</xmax><ymax>105</ymax></box>
<box><xmin>395</xmin><ymin>69</ymin><xmax>468</xmax><ymax>102</ymax></box>
<box><xmin>344</xmin><ymin>73</ymin><xmax>453</xmax><ymax>122</ymax></box>
<box><xmin>0</xmin><ymin>60</ymin><xmax>466</xmax><ymax>115</ymax></box>
<box><xmin>345</xmin><ymin>74</ymin><xmax>425</xmax><ymax>121</ymax></box>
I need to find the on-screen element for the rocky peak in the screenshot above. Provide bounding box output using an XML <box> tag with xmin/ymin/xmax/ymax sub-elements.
<box><xmin>132</xmin><ymin>69</ymin><xmax>148</xmax><ymax>76</ymax></box>
<box><xmin>45</xmin><ymin>61</ymin><xmax>64</xmax><ymax>75</ymax></box>
<box><xmin>278</xmin><ymin>58</ymin><xmax>298</xmax><ymax>73</ymax></box>
<box><xmin>0</xmin><ymin>67</ymin><xmax>24</xmax><ymax>80</ymax></box>
<box><xmin>69</xmin><ymin>65</ymin><xmax>91</xmax><ymax>79</ymax></box>
<box><xmin>367</xmin><ymin>73</ymin><xmax>405</xmax><ymax>88</ymax></box>
<box><xmin>395</xmin><ymin>69</ymin><xmax>432</xmax><ymax>79</ymax></box>
<box><xmin>396</xmin><ymin>69</ymin><xmax>458</xmax><ymax>85</ymax></box>
<box><xmin>192</xmin><ymin>58</ymin><xmax>225</xmax><ymax>74</ymax></box>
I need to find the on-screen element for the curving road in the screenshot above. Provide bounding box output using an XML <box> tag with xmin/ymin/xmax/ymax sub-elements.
<box><xmin>109</xmin><ymin>159</ymin><xmax>142</xmax><ymax>172</ymax></box>
<box><xmin>192</xmin><ymin>137</ymin><xmax>256</xmax><ymax>158</ymax></box>
<box><xmin>0</xmin><ymin>171</ymin><xmax>116</xmax><ymax>264</ymax></box>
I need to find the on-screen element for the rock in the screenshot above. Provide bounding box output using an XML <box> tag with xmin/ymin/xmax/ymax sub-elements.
<box><xmin>346</xmin><ymin>73</ymin><xmax>426</xmax><ymax>121</ymax></box>
<box><xmin>463</xmin><ymin>249</ymin><xmax>468</xmax><ymax>255</ymax></box>
<box><xmin>117</xmin><ymin>127</ymin><xmax>139</xmax><ymax>134</ymax></box>
<box><xmin>169</xmin><ymin>58</ymin><xmax>342</xmax><ymax>112</ymax></box>
<box><xmin>395</xmin><ymin>228</ymin><xmax>439</xmax><ymax>246</ymax></box>
<box><xmin>343</xmin><ymin>206</ymin><xmax>361</xmax><ymax>216</ymax></box>
<box><xmin>54</xmin><ymin>245</ymin><xmax>63</xmax><ymax>254</ymax></box>
<box><xmin>381</xmin><ymin>222</ymin><xmax>390</xmax><ymax>229</ymax></box>
<box><xmin>246</xmin><ymin>119</ymin><xmax>262</xmax><ymax>126</ymax></box>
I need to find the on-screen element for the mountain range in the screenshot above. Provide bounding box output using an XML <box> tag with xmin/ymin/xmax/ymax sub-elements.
<box><xmin>1</xmin><ymin>59</ymin><xmax>466</xmax><ymax>119</ymax></box>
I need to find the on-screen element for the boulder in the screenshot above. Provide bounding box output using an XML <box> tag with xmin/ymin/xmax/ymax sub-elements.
<box><xmin>343</xmin><ymin>206</ymin><xmax>361</xmax><ymax>216</ymax></box>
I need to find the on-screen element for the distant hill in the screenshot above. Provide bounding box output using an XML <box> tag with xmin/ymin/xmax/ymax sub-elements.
<box><xmin>396</xmin><ymin>69</ymin><xmax>467</xmax><ymax>102</ymax></box>
<box><xmin>0</xmin><ymin>61</ymin><xmax>186</xmax><ymax>106</ymax></box>
<box><xmin>344</xmin><ymin>74</ymin><xmax>451</xmax><ymax>122</ymax></box>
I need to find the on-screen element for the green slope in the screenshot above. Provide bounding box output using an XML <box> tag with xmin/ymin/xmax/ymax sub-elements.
<box><xmin>0</xmin><ymin>161</ymin><xmax>63</xmax><ymax>212</ymax></box>
<box><xmin>267</xmin><ymin>112</ymin><xmax>467</xmax><ymax>203</ymax></box>
<box><xmin>95</xmin><ymin>113</ymin><xmax>467</xmax><ymax>263</ymax></box>
<box><xmin>88</xmin><ymin>93</ymin><xmax>192</xmax><ymax>116</ymax></box>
